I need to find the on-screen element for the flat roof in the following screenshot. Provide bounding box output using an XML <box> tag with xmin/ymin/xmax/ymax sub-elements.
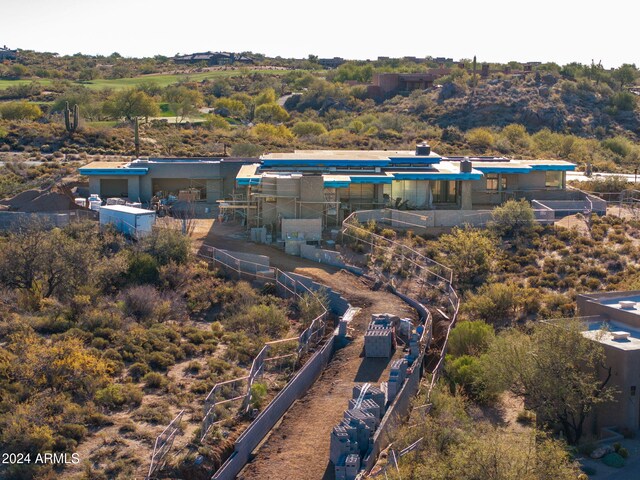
<box><xmin>100</xmin><ymin>205</ymin><xmax>155</xmax><ymax>215</ymax></box>
<box><xmin>262</xmin><ymin>150</ymin><xmax>441</xmax><ymax>161</ymax></box>
<box><xmin>582</xmin><ymin>329</ymin><xmax>640</xmax><ymax>351</ymax></box>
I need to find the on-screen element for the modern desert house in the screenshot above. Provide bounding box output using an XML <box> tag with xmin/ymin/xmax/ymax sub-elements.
<box><xmin>80</xmin><ymin>144</ymin><xmax>596</xmax><ymax>231</ymax></box>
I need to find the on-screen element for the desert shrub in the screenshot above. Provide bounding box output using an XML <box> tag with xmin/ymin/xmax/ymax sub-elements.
<box><xmin>133</xmin><ymin>402</ymin><xmax>171</xmax><ymax>424</ymax></box>
<box><xmin>120</xmin><ymin>284</ymin><xmax>160</xmax><ymax>322</ymax></box>
<box><xmin>447</xmin><ymin>320</ymin><xmax>495</xmax><ymax>357</ymax></box>
<box><xmin>95</xmin><ymin>383</ymin><xmax>143</xmax><ymax>409</ymax></box>
<box><xmin>126</xmin><ymin>252</ymin><xmax>159</xmax><ymax>284</ymax></box>
<box><xmin>516</xmin><ymin>409</ymin><xmax>536</xmax><ymax>425</ymax></box>
<box><xmin>445</xmin><ymin>354</ymin><xmax>486</xmax><ymax>399</ymax></box>
<box><xmin>147</xmin><ymin>351</ymin><xmax>175</xmax><ymax>371</ymax></box>
<box><xmin>250</xmin><ymin>382</ymin><xmax>268</xmax><ymax>409</ymax></box>
<box><xmin>489</xmin><ymin>199</ymin><xmax>536</xmax><ymax>238</ymax></box>
<box><xmin>466</xmin><ymin>127</ymin><xmax>495</xmax><ymax>151</ymax></box>
<box><xmin>602</xmin><ymin>452</ymin><xmax>624</xmax><ymax>468</ymax></box>
<box><xmin>224</xmin><ymin>302</ymin><xmax>289</xmax><ymax>339</ymax></box>
<box><xmin>128</xmin><ymin>362</ymin><xmax>150</xmax><ymax>381</ymax></box>
<box><xmin>433</xmin><ymin>227</ymin><xmax>498</xmax><ymax>289</ymax></box>
<box><xmin>143</xmin><ymin>228</ymin><xmax>191</xmax><ymax>265</ymax></box>
<box><xmin>143</xmin><ymin>372</ymin><xmax>168</xmax><ymax>389</ymax></box>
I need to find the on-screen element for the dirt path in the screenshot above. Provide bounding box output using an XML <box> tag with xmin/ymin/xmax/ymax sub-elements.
<box><xmin>238</xmin><ymin>271</ymin><xmax>415</xmax><ymax>480</ymax></box>
<box><xmin>190</xmin><ymin>220</ymin><xmax>417</xmax><ymax>479</ymax></box>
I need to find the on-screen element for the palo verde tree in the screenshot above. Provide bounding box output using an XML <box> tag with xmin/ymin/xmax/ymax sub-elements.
<box><xmin>480</xmin><ymin>320</ymin><xmax>615</xmax><ymax>445</ymax></box>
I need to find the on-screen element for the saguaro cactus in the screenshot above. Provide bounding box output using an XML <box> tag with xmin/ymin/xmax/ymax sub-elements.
<box><xmin>134</xmin><ymin>117</ymin><xmax>140</xmax><ymax>158</ymax></box>
<box><xmin>64</xmin><ymin>102</ymin><xmax>79</xmax><ymax>134</ymax></box>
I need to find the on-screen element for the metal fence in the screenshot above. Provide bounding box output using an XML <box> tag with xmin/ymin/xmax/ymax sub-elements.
<box><xmin>146</xmin><ymin>245</ymin><xmax>329</xmax><ymax>479</ymax></box>
<box><xmin>341</xmin><ymin>210</ymin><xmax>461</xmax><ymax>477</ymax></box>
<box><xmin>147</xmin><ymin>410</ymin><xmax>185</xmax><ymax>479</ymax></box>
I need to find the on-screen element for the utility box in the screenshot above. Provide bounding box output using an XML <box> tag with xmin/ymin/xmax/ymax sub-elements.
<box><xmin>99</xmin><ymin>205</ymin><xmax>156</xmax><ymax>238</ymax></box>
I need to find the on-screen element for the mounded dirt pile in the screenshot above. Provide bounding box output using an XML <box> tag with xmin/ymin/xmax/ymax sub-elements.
<box><xmin>1</xmin><ymin>188</ymin><xmax>85</xmax><ymax>212</ymax></box>
<box><xmin>0</xmin><ymin>189</ymin><xmax>42</xmax><ymax>209</ymax></box>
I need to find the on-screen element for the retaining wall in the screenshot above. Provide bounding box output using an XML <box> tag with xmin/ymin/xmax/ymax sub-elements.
<box><xmin>210</xmin><ymin>251</ymin><xmax>353</xmax><ymax>480</ymax></box>
<box><xmin>212</xmin><ymin>330</ymin><xmax>338</xmax><ymax>480</ymax></box>
<box><xmin>299</xmin><ymin>244</ymin><xmax>364</xmax><ymax>275</ymax></box>
<box><xmin>0</xmin><ymin>210</ymin><xmax>95</xmax><ymax>229</ymax></box>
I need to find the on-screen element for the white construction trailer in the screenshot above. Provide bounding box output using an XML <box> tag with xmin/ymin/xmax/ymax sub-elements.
<box><xmin>99</xmin><ymin>205</ymin><xmax>156</xmax><ymax>238</ymax></box>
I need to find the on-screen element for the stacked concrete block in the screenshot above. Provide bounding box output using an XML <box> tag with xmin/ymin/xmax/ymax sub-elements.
<box><xmin>364</xmin><ymin>328</ymin><xmax>393</xmax><ymax>358</ymax></box>
<box><xmin>398</xmin><ymin>318</ymin><xmax>413</xmax><ymax>342</ymax></box>
<box><xmin>347</xmin><ymin>398</ymin><xmax>381</xmax><ymax>423</ymax></box>
<box><xmin>345</xmin><ymin>408</ymin><xmax>377</xmax><ymax>432</ymax></box>
<box><xmin>330</xmin><ymin>425</ymin><xmax>358</xmax><ymax>464</ymax></box>
<box><xmin>352</xmin><ymin>384</ymin><xmax>386</xmax><ymax>415</ymax></box>
<box><xmin>409</xmin><ymin>331</ymin><xmax>421</xmax><ymax>359</ymax></box>
<box><xmin>387</xmin><ymin>358</ymin><xmax>409</xmax><ymax>402</ymax></box>
<box><xmin>345</xmin><ymin>454</ymin><xmax>361</xmax><ymax>480</ymax></box>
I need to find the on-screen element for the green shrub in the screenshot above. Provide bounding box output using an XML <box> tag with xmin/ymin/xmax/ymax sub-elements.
<box><xmin>143</xmin><ymin>371</ymin><xmax>168</xmax><ymax>389</ymax></box>
<box><xmin>447</xmin><ymin>320</ymin><xmax>494</xmax><ymax>357</ymax></box>
<box><xmin>516</xmin><ymin>409</ymin><xmax>535</xmax><ymax>425</ymax></box>
<box><xmin>618</xmin><ymin>447</ymin><xmax>629</xmax><ymax>459</ymax></box>
<box><xmin>95</xmin><ymin>383</ymin><xmax>143</xmax><ymax>409</ymax></box>
<box><xmin>602</xmin><ymin>452</ymin><xmax>624</xmax><ymax>468</ymax></box>
<box><xmin>250</xmin><ymin>382</ymin><xmax>268</xmax><ymax>409</ymax></box>
<box><xmin>133</xmin><ymin>402</ymin><xmax>171</xmax><ymax>425</ymax></box>
<box><xmin>126</xmin><ymin>252</ymin><xmax>159</xmax><ymax>284</ymax></box>
<box><xmin>58</xmin><ymin>423</ymin><xmax>88</xmax><ymax>442</ymax></box>
<box><xmin>128</xmin><ymin>362</ymin><xmax>150</xmax><ymax>381</ymax></box>
<box><xmin>147</xmin><ymin>351</ymin><xmax>175</xmax><ymax>371</ymax></box>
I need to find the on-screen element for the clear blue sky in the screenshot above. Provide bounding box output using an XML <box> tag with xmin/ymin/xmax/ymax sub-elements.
<box><xmin>3</xmin><ymin>0</ymin><xmax>638</xmax><ymax>68</ymax></box>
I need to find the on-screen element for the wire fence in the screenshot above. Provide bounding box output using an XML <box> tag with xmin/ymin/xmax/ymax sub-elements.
<box><xmin>341</xmin><ymin>209</ymin><xmax>460</xmax><ymax>478</ymax></box>
<box><xmin>146</xmin><ymin>245</ymin><xmax>329</xmax><ymax>479</ymax></box>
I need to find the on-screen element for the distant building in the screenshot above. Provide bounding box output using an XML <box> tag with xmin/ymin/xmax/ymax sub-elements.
<box><xmin>318</xmin><ymin>57</ymin><xmax>346</xmax><ymax>69</ymax></box>
<box><xmin>367</xmin><ymin>71</ymin><xmax>445</xmax><ymax>98</ymax></box>
<box><xmin>0</xmin><ymin>45</ymin><xmax>17</xmax><ymax>61</ymax></box>
<box><xmin>578</xmin><ymin>292</ymin><xmax>640</xmax><ymax>434</ymax></box>
<box><xmin>173</xmin><ymin>51</ymin><xmax>254</xmax><ymax>66</ymax></box>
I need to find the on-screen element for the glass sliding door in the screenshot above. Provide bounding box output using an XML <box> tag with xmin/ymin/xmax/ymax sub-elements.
<box><xmin>431</xmin><ymin>180</ymin><xmax>458</xmax><ymax>204</ymax></box>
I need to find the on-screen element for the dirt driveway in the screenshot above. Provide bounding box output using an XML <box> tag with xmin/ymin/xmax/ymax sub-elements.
<box><xmin>193</xmin><ymin>220</ymin><xmax>417</xmax><ymax>480</ymax></box>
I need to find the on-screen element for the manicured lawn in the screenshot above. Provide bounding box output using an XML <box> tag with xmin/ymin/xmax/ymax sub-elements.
<box><xmin>0</xmin><ymin>69</ymin><xmax>290</xmax><ymax>91</ymax></box>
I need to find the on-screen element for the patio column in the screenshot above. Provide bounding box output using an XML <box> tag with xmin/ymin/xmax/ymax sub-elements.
<box><xmin>461</xmin><ymin>180</ymin><xmax>473</xmax><ymax>210</ymax></box>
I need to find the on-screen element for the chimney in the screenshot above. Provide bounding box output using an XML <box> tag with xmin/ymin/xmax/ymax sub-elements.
<box><xmin>460</xmin><ymin>157</ymin><xmax>472</xmax><ymax>173</ymax></box>
<box><xmin>415</xmin><ymin>142</ymin><xmax>431</xmax><ymax>156</ymax></box>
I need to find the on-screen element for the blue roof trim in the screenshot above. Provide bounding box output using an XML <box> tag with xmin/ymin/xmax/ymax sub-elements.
<box><xmin>79</xmin><ymin>168</ymin><xmax>148</xmax><ymax>176</ymax></box>
<box><xmin>391</xmin><ymin>172</ymin><xmax>483</xmax><ymax>181</ymax></box>
<box><xmin>237</xmin><ymin>178</ymin><xmax>261</xmax><ymax>186</ymax></box>
<box><xmin>324</xmin><ymin>180</ymin><xmax>351</xmax><ymax>188</ymax></box>
<box><xmin>262</xmin><ymin>159</ymin><xmax>390</xmax><ymax>167</ymax></box>
<box><xmin>530</xmin><ymin>164</ymin><xmax>575</xmax><ymax>171</ymax></box>
<box><xmin>388</xmin><ymin>156</ymin><xmax>442</xmax><ymax>165</ymax></box>
<box><xmin>349</xmin><ymin>175</ymin><xmax>393</xmax><ymax>184</ymax></box>
<box><xmin>475</xmin><ymin>166</ymin><xmax>532</xmax><ymax>174</ymax></box>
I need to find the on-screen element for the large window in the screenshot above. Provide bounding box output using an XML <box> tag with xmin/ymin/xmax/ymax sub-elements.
<box><xmin>431</xmin><ymin>180</ymin><xmax>457</xmax><ymax>204</ymax></box>
<box><xmin>340</xmin><ymin>184</ymin><xmax>374</xmax><ymax>205</ymax></box>
<box><xmin>383</xmin><ymin>180</ymin><xmax>429</xmax><ymax>208</ymax></box>
<box><xmin>545</xmin><ymin>171</ymin><xmax>563</xmax><ymax>188</ymax></box>
<box><xmin>486</xmin><ymin>174</ymin><xmax>507</xmax><ymax>191</ymax></box>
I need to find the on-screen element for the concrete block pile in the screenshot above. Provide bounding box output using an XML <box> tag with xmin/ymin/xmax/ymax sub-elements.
<box><xmin>364</xmin><ymin>313</ymin><xmax>400</xmax><ymax>358</ymax></box>
<box><xmin>386</xmin><ymin>358</ymin><xmax>409</xmax><ymax>402</ymax></box>
<box><xmin>330</xmin><ymin>383</ymin><xmax>388</xmax><ymax>480</ymax></box>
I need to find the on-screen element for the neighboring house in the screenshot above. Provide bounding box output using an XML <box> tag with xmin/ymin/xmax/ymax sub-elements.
<box><xmin>367</xmin><ymin>72</ymin><xmax>442</xmax><ymax>98</ymax></box>
<box><xmin>173</xmin><ymin>52</ymin><xmax>254</xmax><ymax>66</ymax></box>
<box><xmin>318</xmin><ymin>57</ymin><xmax>346</xmax><ymax>69</ymax></box>
<box><xmin>578</xmin><ymin>292</ymin><xmax>640</xmax><ymax>435</ymax></box>
<box><xmin>0</xmin><ymin>45</ymin><xmax>17</xmax><ymax>61</ymax></box>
